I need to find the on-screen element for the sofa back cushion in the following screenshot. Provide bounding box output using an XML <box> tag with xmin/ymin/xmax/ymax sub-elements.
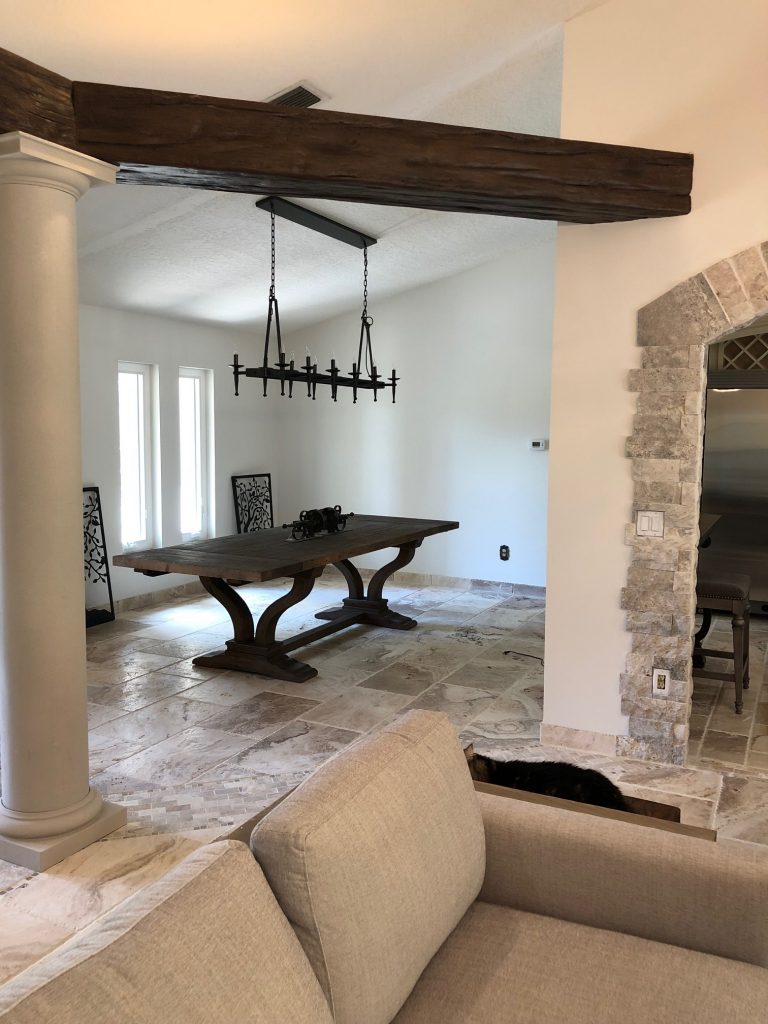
<box><xmin>0</xmin><ymin>841</ymin><xmax>333</xmax><ymax>1024</ymax></box>
<box><xmin>251</xmin><ymin>710</ymin><xmax>486</xmax><ymax>1024</ymax></box>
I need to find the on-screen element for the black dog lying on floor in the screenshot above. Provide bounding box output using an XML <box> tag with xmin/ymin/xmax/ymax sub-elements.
<box><xmin>465</xmin><ymin>746</ymin><xmax>630</xmax><ymax>812</ymax></box>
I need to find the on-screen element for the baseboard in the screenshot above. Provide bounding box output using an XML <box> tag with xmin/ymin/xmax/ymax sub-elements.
<box><xmin>539</xmin><ymin>723</ymin><xmax>618</xmax><ymax>756</ymax></box>
<box><xmin>114</xmin><ymin>579</ymin><xmax>206</xmax><ymax>615</ymax></box>
<box><xmin>114</xmin><ymin>568</ymin><xmax>545</xmax><ymax>616</ymax></box>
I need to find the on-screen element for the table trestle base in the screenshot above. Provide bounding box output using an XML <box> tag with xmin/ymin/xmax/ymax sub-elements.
<box><xmin>315</xmin><ymin>598</ymin><xmax>416</xmax><ymax>631</ymax></box>
<box><xmin>192</xmin><ymin>543</ymin><xmax>421</xmax><ymax>683</ymax></box>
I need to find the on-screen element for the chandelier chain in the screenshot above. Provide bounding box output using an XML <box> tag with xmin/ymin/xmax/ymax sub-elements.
<box><xmin>270</xmin><ymin>210</ymin><xmax>276</xmax><ymax>294</ymax></box>
<box><xmin>362</xmin><ymin>244</ymin><xmax>368</xmax><ymax>319</ymax></box>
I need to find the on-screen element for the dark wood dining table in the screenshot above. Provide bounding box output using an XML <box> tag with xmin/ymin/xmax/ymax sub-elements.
<box><xmin>114</xmin><ymin>514</ymin><xmax>459</xmax><ymax>683</ymax></box>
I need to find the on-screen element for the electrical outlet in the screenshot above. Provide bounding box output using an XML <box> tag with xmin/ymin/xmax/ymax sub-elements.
<box><xmin>499</xmin><ymin>544</ymin><xmax>510</xmax><ymax>561</ymax></box>
<box><xmin>652</xmin><ymin>667</ymin><xmax>670</xmax><ymax>697</ymax></box>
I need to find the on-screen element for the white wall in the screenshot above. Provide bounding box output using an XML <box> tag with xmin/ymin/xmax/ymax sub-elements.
<box><xmin>79</xmin><ymin>237</ymin><xmax>555</xmax><ymax>607</ymax></box>
<box><xmin>79</xmin><ymin>304</ymin><xmax>278</xmax><ymax>601</ymax></box>
<box><xmin>543</xmin><ymin>0</ymin><xmax>768</xmax><ymax>735</ymax></box>
<box><xmin>275</xmin><ymin>243</ymin><xmax>556</xmax><ymax>585</ymax></box>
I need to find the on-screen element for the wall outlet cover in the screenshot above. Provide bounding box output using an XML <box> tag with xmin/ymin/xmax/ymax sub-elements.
<box><xmin>652</xmin><ymin>667</ymin><xmax>670</xmax><ymax>696</ymax></box>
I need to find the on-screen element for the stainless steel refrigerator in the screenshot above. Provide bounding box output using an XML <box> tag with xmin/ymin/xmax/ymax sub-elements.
<box><xmin>699</xmin><ymin>387</ymin><xmax>768</xmax><ymax>612</ymax></box>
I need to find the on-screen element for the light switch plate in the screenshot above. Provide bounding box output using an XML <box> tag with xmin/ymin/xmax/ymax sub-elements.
<box><xmin>636</xmin><ymin>510</ymin><xmax>665</xmax><ymax>538</ymax></box>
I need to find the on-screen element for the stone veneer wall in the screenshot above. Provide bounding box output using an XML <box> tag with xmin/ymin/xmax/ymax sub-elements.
<box><xmin>619</xmin><ymin>242</ymin><xmax>768</xmax><ymax>765</ymax></box>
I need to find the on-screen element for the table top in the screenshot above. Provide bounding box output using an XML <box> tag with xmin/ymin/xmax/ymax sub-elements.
<box><xmin>113</xmin><ymin>514</ymin><xmax>459</xmax><ymax>583</ymax></box>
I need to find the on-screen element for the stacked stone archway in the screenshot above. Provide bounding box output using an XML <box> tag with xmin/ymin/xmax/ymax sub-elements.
<box><xmin>619</xmin><ymin>242</ymin><xmax>768</xmax><ymax>765</ymax></box>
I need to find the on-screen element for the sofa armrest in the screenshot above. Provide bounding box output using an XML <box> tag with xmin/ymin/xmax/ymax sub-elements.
<box><xmin>477</xmin><ymin>790</ymin><xmax>768</xmax><ymax>967</ymax></box>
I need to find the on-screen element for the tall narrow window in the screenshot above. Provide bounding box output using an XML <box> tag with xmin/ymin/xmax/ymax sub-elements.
<box><xmin>118</xmin><ymin>362</ymin><xmax>155</xmax><ymax>549</ymax></box>
<box><xmin>179</xmin><ymin>367</ymin><xmax>212</xmax><ymax>539</ymax></box>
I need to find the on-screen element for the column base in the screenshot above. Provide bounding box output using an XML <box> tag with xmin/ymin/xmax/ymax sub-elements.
<box><xmin>0</xmin><ymin>800</ymin><xmax>127</xmax><ymax>871</ymax></box>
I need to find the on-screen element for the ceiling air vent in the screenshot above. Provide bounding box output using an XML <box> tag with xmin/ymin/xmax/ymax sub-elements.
<box><xmin>267</xmin><ymin>82</ymin><xmax>325</xmax><ymax>108</ymax></box>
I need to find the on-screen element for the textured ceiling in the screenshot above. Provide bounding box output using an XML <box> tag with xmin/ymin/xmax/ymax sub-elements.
<box><xmin>1</xmin><ymin>0</ymin><xmax>607</xmax><ymax>331</ymax></box>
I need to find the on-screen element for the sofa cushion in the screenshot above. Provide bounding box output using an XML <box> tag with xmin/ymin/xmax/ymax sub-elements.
<box><xmin>251</xmin><ymin>710</ymin><xmax>486</xmax><ymax>1024</ymax></box>
<box><xmin>0</xmin><ymin>840</ymin><xmax>333</xmax><ymax>1024</ymax></box>
<box><xmin>393</xmin><ymin>900</ymin><xmax>768</xmax><ymax>1023</ymax></box>
<box><xmin>477</xmin><ymin>789</ymin><xmax>768</xmax><ymax>966</ymax></box>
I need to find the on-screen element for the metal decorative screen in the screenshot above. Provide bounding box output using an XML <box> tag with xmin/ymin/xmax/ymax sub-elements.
<box><xmin>232</xmin><ymin>473</ymin><xmax>274</xmax><ymax>533</ymax></box>
<box><xmin>709</xmin><ymin>334</ymin><xmax>768</xmax><ymax>370</ymax></box>
<box><xmin>83</xmin><ymin>486</ymin><xmax>115</xmax><ymax>626</ymax></box>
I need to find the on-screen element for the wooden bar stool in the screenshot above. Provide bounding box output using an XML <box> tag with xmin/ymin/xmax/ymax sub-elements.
<box><xmin>693</xmin><ymin>573</ymin><xmax>751</xmax><ymax>713</ymax></box>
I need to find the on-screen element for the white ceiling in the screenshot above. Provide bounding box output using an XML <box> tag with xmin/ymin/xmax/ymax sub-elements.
<box><xmin>1</xmin><ymin>0</ymin><xmax>607</xmax><ymax>332</ymax></box>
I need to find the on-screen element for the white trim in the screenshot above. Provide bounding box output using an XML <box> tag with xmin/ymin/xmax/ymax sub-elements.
<box><xmin>0</xmin><ymin>131</ymin><xmax>116</xmax><ymax>185</ymax></box>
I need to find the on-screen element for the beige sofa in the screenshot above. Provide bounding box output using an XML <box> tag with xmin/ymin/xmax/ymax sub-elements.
<box><xmin>1</xmin><ymin>710</ymin><xmax>767</xmax><ymax>1023</ymax></box>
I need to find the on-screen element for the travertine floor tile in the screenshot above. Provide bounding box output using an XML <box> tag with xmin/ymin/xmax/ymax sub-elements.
<box><xmin>2</xmin><ymin>834</ymin><xmax>204</xmax><ymax>933</ymax></box>
<box><xmin>465</xmin><ymin>690</ymin><xmax>542</xmax><ymax>740</ymax></box>
<box><xmin>86</xmin><ymin>650</ymin><xmax>181</xmax><ymax>681</ymax></box>
<box><xmin>203</xmin><ymin>691</ymin><xmax>321</xmax><ymax>741</ymax></box>
<box><xmin>204</xmin><ymin>720</ymin><xmax>361</xmax><ymax>779</ymax></box>
<box><xmin>360</xmin><ymin>661</ymin><xmax>438</xmax><ymax>696</ymax></box>
<box><xmin>716</xmin><ymin>773</ymin><xmax>768</xmax><ymax>843</ymax></box>
<box><xmin>88</xmin><ymin>696</ymin><xmax>221</xmax><ymax>773</ymax></box>
<box><xmin>699</xmin><ymin>730</ymin><xmax>748</xmax><ymax>767</ymax></box>
<box><xmin>440</xmin><ymin>659</ymin><xmax>529</xmax><ymax>694</ymax></box>
<box><xmin>0</xmin><ymin>905</ymin><xmax>72</xmax><ymax>985</ymax></box>
<box><xmin>88</xmin><ymin>670</ymin><xmax>207</xmax><ymax>714</ymax></box>
<box><xmin>98</xmin><ymin>726</ymin><xmax>255</xmax><ymax>787</ymax></box>
<box><xmin>402</xmin><ymin>681</ymin><xmax>499</xmax><ymax>729</ymax></box>
<box><xmin>181</xmin><ymin>672</ymin><xmax>274</xmax><ymax>706</ymax></box>
<box><xmin>87</xmin><ymin>701</ymin><xmax>128</xmax><ymax>729</ymax></box>
<box><xmin>300</xmin><ymin>687</ymin><xmax>412</xmax><ymax>732</ymax></box>
<box><xmin>0</xmin><ymin>860</ymin><xmax>35</xmax><ymax>898</ymax></box>
<box><xmin>134</xmin><ymin>631</ymin><xmax>229</xmax><ymax>661</ymax></box>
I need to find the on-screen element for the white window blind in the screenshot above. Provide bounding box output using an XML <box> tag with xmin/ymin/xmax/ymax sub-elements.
<box><xmin>179</xmin><ymin>367</ymin><xmax>212</xmax><ymax>539</ymax></box>
<box><xmin>118</xmin><ymin>362</ymin><xmax>155</xmax><ymax>550</ymax></box>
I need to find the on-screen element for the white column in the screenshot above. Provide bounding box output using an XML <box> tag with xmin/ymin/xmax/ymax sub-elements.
<box><xmin>0</xmin><ymin>133</ymin><xmax>126</xmax><ymax>870</ymax></box>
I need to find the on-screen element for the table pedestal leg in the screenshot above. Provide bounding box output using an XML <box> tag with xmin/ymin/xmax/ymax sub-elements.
<box><xmin>315</xmin><ymin>543</ymin><xmax>421</xmax><ymax>630</ymax></box>
<box><xmin>195</xmin><ymin>570</ymin><xmax>323</xmax><ymax>682</ymax></box>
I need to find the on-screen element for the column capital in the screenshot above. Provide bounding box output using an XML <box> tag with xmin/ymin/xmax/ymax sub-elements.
<box><xmin>0</xmin><ymin>131</ymin><xmax>116</xmax><ymax>197</ymax></box>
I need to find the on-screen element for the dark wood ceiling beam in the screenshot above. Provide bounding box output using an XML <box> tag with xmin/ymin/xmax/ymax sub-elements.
<box><xmin>71</xmin><ymin>82</ymin><xmax>693</xmax><ymax>224</ymax></box>
<box><xmin>0</xmin><ymin>47</ymin><xmax>76</xmax><ymax>147</ymax></box>
<box><xmin>0</xmin><ymin>43</ymin><xmax>693</xmax><ymax>224</ymax></box>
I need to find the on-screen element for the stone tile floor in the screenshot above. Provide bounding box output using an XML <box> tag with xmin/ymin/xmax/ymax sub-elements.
<box><xmin>689</xmin><ymin>613</ymin><xmax>768</xmax><ymax>773</ymax></box>
<box><xmin>2</xmin><ymin>575</ymin><xmax>768</xmax><ymax>984</ymax></box>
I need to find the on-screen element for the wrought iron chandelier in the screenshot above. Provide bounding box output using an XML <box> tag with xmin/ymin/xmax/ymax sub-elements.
<box><xmin>231</xmin><ymin>199</ymin><xmax>398</xmax><ymax>403</ymax></box>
